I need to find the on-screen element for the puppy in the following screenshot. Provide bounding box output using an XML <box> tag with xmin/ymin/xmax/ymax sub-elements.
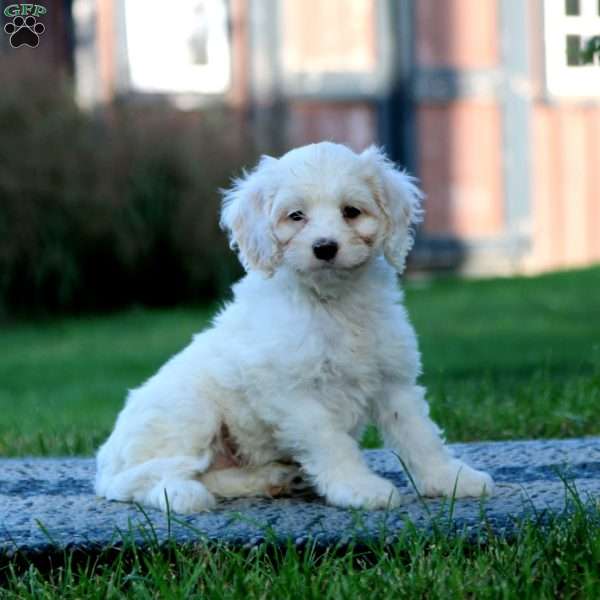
<box><xmin>95</xmin><ymin>142</ymin><xmax>494</xmax><ymax>513</ymax></box>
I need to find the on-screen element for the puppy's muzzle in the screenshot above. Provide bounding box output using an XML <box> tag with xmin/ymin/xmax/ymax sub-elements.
<box><xmin>312</xmin><ymin>239</ymin><xmax>338</xmax><ymax>261</ymax></box>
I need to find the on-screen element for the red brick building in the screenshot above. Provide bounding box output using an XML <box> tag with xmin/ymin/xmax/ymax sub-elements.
<box><xmin>18</xmin><ymin>0</ymin><xmax>600</xmax><ymax>274</ymax></box>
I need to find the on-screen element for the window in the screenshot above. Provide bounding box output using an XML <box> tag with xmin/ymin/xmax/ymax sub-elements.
<box><xmin>544</xmin><ymin>0</ymin><xmax>600</xmax><ymax>97</ymax></box>
<box><xmin>565</xmin><ymin>0</ymin><xmax>580</xmax><ymax>16</ymax></box>
<box><xmin>124</xmin><ymin>0</ymin><xmax>230</xmax><ymax>97</ymax></box>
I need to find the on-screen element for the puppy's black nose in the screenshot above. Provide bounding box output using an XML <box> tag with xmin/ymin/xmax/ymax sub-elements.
<box><xmin>312</xmin><ymin>239</ymin><xmax>338</xmax><ymax>261</ymax></box>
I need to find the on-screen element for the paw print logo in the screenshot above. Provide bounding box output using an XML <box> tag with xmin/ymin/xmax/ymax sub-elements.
<box><xmin>4</xmin><ymin>15</ymin><xmax>45</xmax><ymax>48</ymax></box>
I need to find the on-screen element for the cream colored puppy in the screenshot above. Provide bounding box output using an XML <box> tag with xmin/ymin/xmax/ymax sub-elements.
<box><xmin>95</xmin><ymin>142</ymin><xmax>494</xmax><ymax>514</ymax></box>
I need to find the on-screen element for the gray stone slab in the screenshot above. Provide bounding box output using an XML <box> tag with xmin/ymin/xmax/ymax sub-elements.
<box><xmin>2</xmin><ymin>438</ymin><xmax>600</xmax><ymax>555</ymax></box>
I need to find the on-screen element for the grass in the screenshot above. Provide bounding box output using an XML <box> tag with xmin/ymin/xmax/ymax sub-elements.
<box><xmin>1</xmin><ymin>266</ymin><xmax>600</xmax><ymax>597</ymax></box>
<box><xmin>3</xmin><ymin>498</ymin><xmax>600</xmax><ymax>598</ymax></box>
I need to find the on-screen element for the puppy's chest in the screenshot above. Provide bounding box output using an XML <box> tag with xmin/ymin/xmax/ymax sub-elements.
<box><xmin>304</xmin><ymin>307</ymin><xmax>383</xmax><ymax>384</ymax></box>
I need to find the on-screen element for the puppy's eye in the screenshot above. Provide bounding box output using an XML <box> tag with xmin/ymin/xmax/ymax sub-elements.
<box><xmin>288</xmin><ymin>211</ymin><xmax>305</xmax><ymax>222</ymax></box>
<box><xmin>342</xmin><ymin>206</ymin><xmax>361</xmax><ymax>219</ymax></box>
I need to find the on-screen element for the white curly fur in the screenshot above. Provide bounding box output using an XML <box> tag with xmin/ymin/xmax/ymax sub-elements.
<box><xmin>95</xmin><ymin>142</ymin><xmax>494</xmax><ymax>514</ymax></box>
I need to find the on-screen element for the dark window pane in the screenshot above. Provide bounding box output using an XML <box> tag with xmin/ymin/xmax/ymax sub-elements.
<box><xmin>566</xmin><ymin>35</ymin><xmax>582</xmax><ymax>65</ymax></box>
<box><xmin>565</xmin><ymin>0</ymin><xmax>580</xmax><ymax>15</ymax></box>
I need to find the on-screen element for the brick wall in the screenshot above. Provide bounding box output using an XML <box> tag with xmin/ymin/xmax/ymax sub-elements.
<box><xmin>530</xmin><ymin>105</ymin><xmax>600</xmax><ymax>271</ymax></box>
<box><xmin>414</xmin><ymin>0</ymin><xmax>600</xmax><ymax>274</ymax></box>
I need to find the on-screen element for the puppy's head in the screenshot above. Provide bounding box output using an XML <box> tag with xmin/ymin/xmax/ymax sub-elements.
<box><xmin>220</xmin><ymin>142</ymin><xmax>423</xmax><ymax>276</ymax></box>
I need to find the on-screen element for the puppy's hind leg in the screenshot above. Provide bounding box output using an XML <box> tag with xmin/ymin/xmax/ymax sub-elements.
<box><xmin>96</xmin><ymin>344</ymin><xmax>237</xmax><ymax>513</ymax></box>
<box><xmin>101</xmin><ymin>456</ymin><xmax>217</xmax><ymax>514</ymax></box>
<box><xmin>201</xmin><ymin>462</ymin><xmax>310</xmax><ymax>499</ymax></box>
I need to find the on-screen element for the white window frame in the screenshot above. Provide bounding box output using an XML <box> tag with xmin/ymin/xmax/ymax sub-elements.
<box><xmin>124</xmin><ymin>0</ymin><xmax>230</xmax><ymax>96</ymax></box>
<box><xmin>544</xmin><ymin>0</ymin><xmax>600</xmax><ymax>98</ymax></box>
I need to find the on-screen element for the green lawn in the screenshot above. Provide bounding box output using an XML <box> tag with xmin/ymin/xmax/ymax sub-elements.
<box><xmin>4</xmin><ymin>508</ymin><xmax>600</xmax><ymax>599</ymax></box>
<box><xmin>1</xmin><ymin>266</ymin><xmax>599</xmax><ymax>457</ymax></box>
<box><xmin>2</xmin><ymin>266</ymin><xmax>600</xmax><ymax>598</ymax></box>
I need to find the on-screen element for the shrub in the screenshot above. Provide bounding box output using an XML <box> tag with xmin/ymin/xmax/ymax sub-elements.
<box><xmin>0</xmin><ymin>55</ymin><xmax>254</xmax><ymax>317</ymax></box>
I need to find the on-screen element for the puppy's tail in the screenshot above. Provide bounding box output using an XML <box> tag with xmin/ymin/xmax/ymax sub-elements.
<box><xmin>95</xmin><ymin>455</ymin><xmax>211</xmax><ymax>503</ymax></box>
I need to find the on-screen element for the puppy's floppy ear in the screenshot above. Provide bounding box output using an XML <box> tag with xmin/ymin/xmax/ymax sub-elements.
<box><xmin>360</xmin><ymin>146</ymin><xmax>424</xmax><ymax>273</ymax></box>
<box><xmin>220</xmin><ymin>156</ymin><xmax>280</xmax><ymax>275</ymax></box>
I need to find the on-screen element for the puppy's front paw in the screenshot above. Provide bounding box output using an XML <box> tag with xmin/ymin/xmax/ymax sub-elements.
<box><xmin>323</xmin><ymin>474</ymin><xmax>404</xmax><ymax>510</ymax></box>
<box><xmin>416</xmin><ymin>460</ymin><xmax>494</xmax><ymax>498</ymax></box>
